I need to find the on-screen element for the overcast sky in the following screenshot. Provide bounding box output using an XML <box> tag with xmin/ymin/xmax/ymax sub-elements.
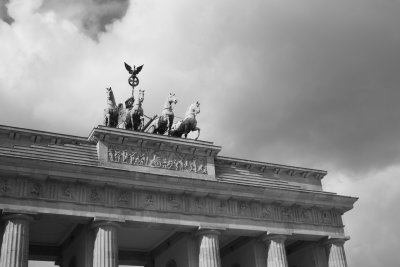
<box><xmin>1</xmin><ymin>0</ymin><xmax>399</xmax><ymax>266</ymax></box>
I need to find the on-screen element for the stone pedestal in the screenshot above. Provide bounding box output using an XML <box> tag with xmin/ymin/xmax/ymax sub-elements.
<box><xmin>262</xmin><ymin>234</ymin><xmax>288</xmax><ymax>267</ymax></box>
<box><xmin>197</xmin><ymin>229</ymin><xmax>222</xmax><ymax>267</ymax></box>
<box><xmin>0</xmin><ymin>214</ymin><xmax>33</xmax><ymax>267</ymax></box>
<box><xmin>91</xmin><ymin>221</ymin><xmax>119</xmax><ymax>267</ymax></box>
<box><xmin>324</xmin><ymin>239</ymin><xmax>348</xmax><ymax>267</ymax></box>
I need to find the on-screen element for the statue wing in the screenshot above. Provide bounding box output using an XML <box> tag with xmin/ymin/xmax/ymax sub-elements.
<box><xmin>133</xmin><ymin>65</ymin><xmax>143</xmax><ymax>76</ymax></box>
<box><xmin>124</xmin><ymin>62</ymin><xmax>133</xmax><ymax>74</ymax></box>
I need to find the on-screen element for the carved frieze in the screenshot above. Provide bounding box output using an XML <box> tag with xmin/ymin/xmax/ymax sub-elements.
<box><xmin>0</xmin><ymin>177</ymin><xmax>342</xmax><ymax>228</ymax></box>
<box><xmin>107</xmin><ymin>145</ymin><xmax>208</xmax><ymax>174</ymax></box>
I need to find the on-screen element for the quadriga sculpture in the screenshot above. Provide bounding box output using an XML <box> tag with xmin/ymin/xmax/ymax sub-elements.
<box><xmin>125</xmin><ymin>89</ymin><xmax>145</xmax><ymax>131</ymax></box>
<box><xmin>147</xmin><ymin>93</ymin><xmax>178</xmax><ymax>135</ymax></box>
<box><xmin>170</xmin><ymin>101</ymin><xmax>201</xmax><ymax>140</ymax></box>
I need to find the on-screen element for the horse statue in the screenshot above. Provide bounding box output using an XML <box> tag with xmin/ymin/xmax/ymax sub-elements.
<box><xmin>170</xmin><ymin>101</ymin><xmax>200</xmax><ymax>140</ymax></box>
<box><xmin>103</xmin><ymin>87</ymin><xmax>120</xmax><ymax>127</ymax></box>
<box><xmin>147</xmin><ymin>93</ymin><xmax>178</xmax><ymax>135</ymax></box>
<box><xmin>125</xmin><ymin>89</ymin><xmax>145</xmax><ymax>131</ymax></box>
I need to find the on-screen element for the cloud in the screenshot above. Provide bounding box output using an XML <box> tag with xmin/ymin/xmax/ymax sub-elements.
<box><xmin>0</xmin><ymin>0</ymin><xmax>14</xmax><ymax>24</ymax></box>
<box><xmin>1</xmin><ymin>0</ymin><xmax>129</xmax><ymax>39</ymax></box>
<box><xmin>324</xmin><ymin>167</ymin><xmax>400</xmax><ymax>267</ymax></box>
<box><xmin>38</xmin><ymin>0</ymin><xmax>130</xmax><ymax>39</ymax></box>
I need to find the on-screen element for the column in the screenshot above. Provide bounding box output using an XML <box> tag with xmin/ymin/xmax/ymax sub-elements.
<box><xmin>91</xmin><ymin>220</ymin><xmax>119</xmax><ymax>267</ymax></box>
<box><xmin>324</xmin><ymin>238</ymin><xmax>348</xmax><ymax>267</ymax></box>
<box><xmin>196</xmin><ymin>229</ymin><xmax>222</xmax><ymax>267</ymax></box>
<box><xmin>261</xmin><ymin>234</ymin><xmax>288</xmax><ymax>267</ymax></box>
<box><xmin>0</xmin><ymin>214</ymin><xmax>33</xmax><ymax>267</ymax></box>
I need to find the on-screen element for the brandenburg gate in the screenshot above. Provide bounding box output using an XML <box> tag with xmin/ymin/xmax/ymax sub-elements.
<box><xmin>0</xmin><ymin>63</ymin><xmax>356</xmax><ymax>267</ymax></box>
<box><xmin>0</xmin><ymin>124</ymin><xmax>356</xmax><ymax>267</ymax></box>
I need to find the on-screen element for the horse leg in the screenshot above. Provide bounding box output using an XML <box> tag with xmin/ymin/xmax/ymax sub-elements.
<box><xmin>166</xmin><ymin>116</ymin><xmax>171</xmax><ymax>136</ymax></box>
<box><xmin>140</xmin><ymin>117</ymin><xmax>144</xmax><ymax>131</ymax></box>
<box><xmin>194</xmin><ymin>127</ymin><xmax>200</xmax><ymax>140</ymax></box>
<box><xmin>106</xmin><ymin>114</ymin><xmax>111</xmax><ymax>127</ymax></box>
<box><xmin>131</xmin><ymin>114</ymin><xmax>136</xmax><ymax>131</ymax></box>
<box><xmin>104</xmin><ymin>115</ymin><xmax>108</xmax><ymax>126</ymax></box>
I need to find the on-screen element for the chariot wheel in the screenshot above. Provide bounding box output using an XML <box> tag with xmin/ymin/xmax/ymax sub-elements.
<box><xmin>128</xmin><ymin>76</ymin><xmax>139</xmax><ymax>87</ymax></box>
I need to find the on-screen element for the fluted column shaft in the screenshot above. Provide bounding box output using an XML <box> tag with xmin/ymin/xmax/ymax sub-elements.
<box><xmin>0</xmin><ymin>214</ymin><xmax>33</xmax><ymax>267</ymax></box>
<box><xmin>263</xmin><ymin>235</ymin><xmax>288</xmax><ymax>267</ymax></box>
<box><xmin>92</xmin><ymin>221</ymin><xmax>119</xmax><ymax>267</ymax></box>
<box><xmin>197</xmin><ymin>229</ymin><xmax>221</xmax><ymax>267</ymax></box>
<box><xmin>324</xmin><ymin>239</ymin><xmax>348</xmax><ymax>267</ymax></box>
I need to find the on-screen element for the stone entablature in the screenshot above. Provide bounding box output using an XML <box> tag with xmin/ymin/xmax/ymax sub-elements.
<box><xmin>0</xmin><ymin>175</ymin><xmax>344</xmax><ymax>229</ymax></box>
<box><xmin>0</xmin><ymin>125</ymin><xmax>357</xmax><ymax>234</ymax></box>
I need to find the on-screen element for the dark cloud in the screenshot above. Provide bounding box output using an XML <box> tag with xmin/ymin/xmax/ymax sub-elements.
<box><xmin>182</xmin><ymin>0</ymin><xmax>400</xmax><ymax>175</ymax></box>
<box><xmin>0</xmin><ymin>0</ymin><xmax>14</xmax><ymax>24</ymax></box>
<box><xmin>39</xmin><ymin>0</ymin><xmax>129</xmax><ymax>39</ymax></box>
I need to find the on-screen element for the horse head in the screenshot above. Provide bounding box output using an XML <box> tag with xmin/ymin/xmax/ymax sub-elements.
<box><xmin>185</xmin><ymin>101</ymin><xmax>200</xmax><ymax>118</ymax></box>
<box><xmin>106</xmin><ymin>87</ymin><xmax>113</xmax><ymax>99</ymax></box>
<box><xmin>167</xmin><ymin>93</ymin><xmax>178</xmax><ymax>105</ymax></box>
<box><xmin>138</xmin><ymin>89</ymin><xmax>145</xmax><ymax>103</ymax></box>
<box><xmin>105</xmin><ymin>87</ymin><xmax>116</xmax><ymax>108</ymax></box>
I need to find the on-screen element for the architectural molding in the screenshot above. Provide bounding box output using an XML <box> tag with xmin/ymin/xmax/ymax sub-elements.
<box><xmin>0</xmin><ymin>177</ymin><xmax>344</xmax><ymax>228</ymax></box>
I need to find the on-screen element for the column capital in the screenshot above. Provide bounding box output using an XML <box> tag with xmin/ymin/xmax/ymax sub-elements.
<box><xmin>196</xmin><ymin>229</ymin><xmax>222</xmax><ymax>237</ymax></box>
<box><xmin>322</xmin><ymin>236</ymin><xmax>350</xmax><ymax>247</ymax></box>
<box><xmin>260</xmin><ymin>233</ymin><xmax>290</xmax><ymax>243</ymax></box>
<box><xmin>90</xmin><ymin>220</ymin><xmax>121</xmax><ymax>229</ymax></box>
<box><xmin>1</xmin><ymin>213</ymin><xmax>35</xmax><ymax>222</ymax></box>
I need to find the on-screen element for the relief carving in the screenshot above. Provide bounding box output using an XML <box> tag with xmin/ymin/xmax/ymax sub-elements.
<box><xmin>299</xmin><ymin>208</ymin><xmax>313</xmax><ymax>223</ymax></box>
<box><xmin>238</xmin><ymin>201</ymin><xmax>250</xmax><ymax>216</ymax></box>
<box><xmin>216</xmin><ymin>200</ymin><xmax>228</xmax><ymax>214</ymax></box>
<box><xmin>281</xmin><ymin>207</ymin><xmax>293</xmax><ymax>220</ymax></box>
<box><xmin>30</xmin><ymin>182</ymin><xmax>42</xmax><ymax>197</ymax></box>
<box><xmin>89</xmin><ymin>188</ymin><xmax>103</xmax><ymax>202</ymax></box>
<box><xmin>143</xmin><ymin>193</ymin><xmax>156</xmax><ymax>209</ymax></box>
<box><xmin>61</xmin><ymin>185</ymin><xmax>72</xmax><ymax>199</ymax></box>
<box><xmin>322</xmin><ymin>210</ymin><xmax>332</xmax><ymax>224</ymax></box>
<box><xmin>117</xmin><ymin>191</ymin><xmax>130</xmax><ymax>205</ymax></box>
<box><xmin>107</xmin><ymin>145</ymin><xmax>208</xmax><ymax>174</ymax></box>
<box><xmin>0</xmin><ymin>179</ymin><xmax>11</xmax><ymax>193</ymax></box>
<box><xmin>193</xmin><ymin>197</ymin><xmax>205</xmax><ymax>212</ymax></box>
<box><xmin>167</xmin><ymin>194</ymin><xmax>181</xmax><ymax>210</ymax></box>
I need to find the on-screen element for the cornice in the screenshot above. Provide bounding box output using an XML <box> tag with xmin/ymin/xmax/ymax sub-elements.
<box><xmin>0</xmin><ymin>125</ymin><xmax>89</xmax><ymax>145</ymax></box>
<box><xmin>216</xmin><ymin>156</ymin><xmax>327</xmax><ymax>180</ymax></box>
